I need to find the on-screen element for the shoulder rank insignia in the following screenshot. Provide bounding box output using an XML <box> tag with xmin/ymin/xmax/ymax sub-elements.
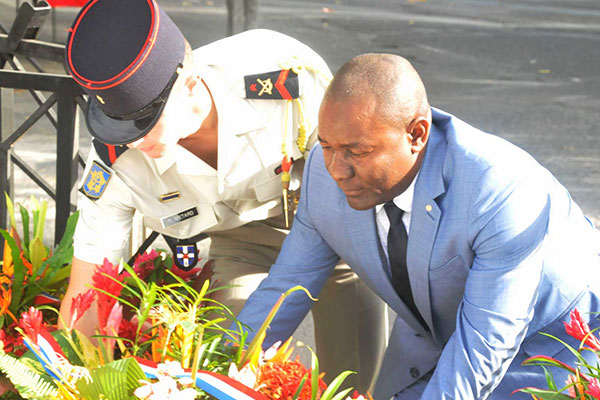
<box><xmin>81</xmin><ymin>161</ymin><xmax>111</xmax><ymax>200</ymax></box>
<box><xmin>245</xmin><ymin>69</ymin><xmax>299</xmax><ymax>100</ymax></box>
<box><xmin>92</xmin><ymin>139</ymin><xmax>129</xmax><ymax>167</ymax></box>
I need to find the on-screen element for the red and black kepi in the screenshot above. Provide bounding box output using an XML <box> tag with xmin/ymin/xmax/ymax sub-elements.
<box><xmin>65</xmin><ymin>0</ymin><xmax>185</xmax><ymax>145</ymax></box>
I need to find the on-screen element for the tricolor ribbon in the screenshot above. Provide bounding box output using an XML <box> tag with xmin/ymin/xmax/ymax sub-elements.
<box><xmin>134</xmin><ymin>357</ymin><xmax>268</xmax><ymax>400</ymax></box>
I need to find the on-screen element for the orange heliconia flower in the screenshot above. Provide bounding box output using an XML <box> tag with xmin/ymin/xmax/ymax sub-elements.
<box><xmin>2</xmin><ymin>244</ymin><xmax>13</xmax><ymax>277</ymax></box>
<box><xmin>257</xmin><ymin>358</ymin><xmax>327</xmax><ymax>400</ymax></box>
<box><xmin>0</xmin><ymin>287</ymin><xmax>13</xmax><ymax>320</ymax></box>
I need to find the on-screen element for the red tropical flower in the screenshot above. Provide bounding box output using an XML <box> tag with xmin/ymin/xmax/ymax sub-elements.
<box><xmin>133</xmin><ymin>249</ymin><xmax>160</xmax><ymax>280</ymax></box>
<box><xmin>563</xmin><ymin>308</ymin><xmax>600</xmax><ymax>351</ymax></box>
<box><xmin>68</xmin><ymin>289</ymin><xmax>96</xmax><ymax>331</ymax></box>
<box><xmin>18</xmin><ymin>306</ymin><xmax>44</xmax><ymax>345</ymax></box>
<box><xmin>171</xmin><ymin>262</ymin><xmax>203</xmax><ymax>281</ymax></box>
<box><xmin>257</xmin><ymin>358</ymin><xmax>327</xmax><ymax>400</ymax></box>
<box><xmin>0</xmin><ymin>325</ymin><xmax>25</xmax><ymax>356</ymax></box>
<box><xmin>93</xmin><ymin>259</ymin><xmax>124</xmax><ymax>332</ymax></box>
<box><xmin>587</xmin><ymin>377</ymin><xmax>600</xmax><ymax>399</ymax></box>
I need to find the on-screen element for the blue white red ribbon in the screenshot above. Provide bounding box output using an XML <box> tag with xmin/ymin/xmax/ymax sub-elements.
<box><xmin>134</xmin><ymin>357</ymin><xmax>268</xmax><ymax>400</ymax></box>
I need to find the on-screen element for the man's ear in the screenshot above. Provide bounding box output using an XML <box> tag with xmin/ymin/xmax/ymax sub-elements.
<box><xmin>408</xmin><ymin>116</ymin><xmax>430</xmax><ymax>154</ymax></box>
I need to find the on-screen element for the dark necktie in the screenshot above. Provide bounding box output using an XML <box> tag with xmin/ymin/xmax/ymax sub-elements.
<box><xmin>384</xmin><ymin>201</ymin><xmax>428</xmax><ymax>331</ymax></box>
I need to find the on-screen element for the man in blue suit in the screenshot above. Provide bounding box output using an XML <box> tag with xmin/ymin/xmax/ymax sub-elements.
<box><xmin>237</xmin><ymin>53</ymin><xmax>600</xmax><ymax>399</ymax></box>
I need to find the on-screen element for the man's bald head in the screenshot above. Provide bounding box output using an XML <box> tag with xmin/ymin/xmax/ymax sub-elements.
<box><xmin>324</xmin><ymin>53</ymin><xmax>430</xmax><ymax>128</ymax></box>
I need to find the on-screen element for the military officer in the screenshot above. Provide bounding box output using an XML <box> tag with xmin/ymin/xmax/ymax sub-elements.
<box><xmin>58</xmin><ymin>0</ymin><xmax>386</xmax><ymax>392</ymax></box>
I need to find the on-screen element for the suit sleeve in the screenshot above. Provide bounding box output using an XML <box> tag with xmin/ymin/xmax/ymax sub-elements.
<box><xmin>236</xmin><ymin>146</ymin><xmax>340</xmax><ymax>347</ymax></box>
<box><xmin>420</xmin><ymin>166</ymin><xmax>551</xmax><ymax>399</ymax></box>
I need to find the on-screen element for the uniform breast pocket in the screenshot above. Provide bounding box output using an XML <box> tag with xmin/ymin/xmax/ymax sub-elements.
<box><xmin>253</xmin><ymin>174</ymin><xmax>282</xmax><ymax>202</ymax></box>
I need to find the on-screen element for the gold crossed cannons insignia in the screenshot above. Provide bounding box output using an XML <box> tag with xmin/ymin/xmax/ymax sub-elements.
<box><xmin>244</xmin><ymin>69</ymin><xmax>299</xmax><ymax>100</ymax></box>
<box><xmin>256</xmin><ymin>77</ymin><xmax>273</xmax><ymax>96</ymax></box>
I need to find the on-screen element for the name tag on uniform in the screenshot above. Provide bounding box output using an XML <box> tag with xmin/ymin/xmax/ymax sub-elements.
<box><xmin>161</xmin><ymin>207</ymin><xmax>199</xmax><ymax>228</ymax></box>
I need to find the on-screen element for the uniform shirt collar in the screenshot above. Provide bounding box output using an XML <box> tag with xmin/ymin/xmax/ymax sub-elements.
<box><xmin>153</xmin><ymin>59</ymin><xmax>265</xmax><ymax>176</ymax></box>
<box><xmin>375</xmin><ymin>170</ymin><xmax>419</xmax><ymax>214</ymax></box>
<box><xmin>153</xmin><ymin>144</ymin><xmax>216</xmax><ymax>176</ymax></box>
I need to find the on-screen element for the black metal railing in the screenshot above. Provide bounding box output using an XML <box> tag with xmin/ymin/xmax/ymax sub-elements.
<box><xmin>0</xmin><ymin>0</ymin><xmax>85</xmax><ymax>252</ymax></box>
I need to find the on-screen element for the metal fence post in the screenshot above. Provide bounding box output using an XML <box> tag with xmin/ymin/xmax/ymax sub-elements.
<box><xmin>0</xmin><ymin>86</ymin><xmax>15</xmax><ymax>255</ymax></box>
<box><xmin>55</xmin><ymin>92</ymin><xmax>78</xmax><ymax>245</ymax></box>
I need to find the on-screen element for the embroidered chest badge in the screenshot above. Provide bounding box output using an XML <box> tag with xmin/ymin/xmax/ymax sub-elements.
<box><xmin>81</xmin><ymin>161</ymin><xmax>111</xmax><ymax>200</ymax></box>
<box><xmin>244</xmin><ymin>69</ymin><xmax>299</xmax><ymax>100</ymax></box>
<box><xmin>175</xmin><ymin>244</ymin><xmax>198</xmax><ymax>270</ymax></box>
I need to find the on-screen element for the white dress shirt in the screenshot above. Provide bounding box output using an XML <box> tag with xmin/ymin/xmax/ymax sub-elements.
<box><xmin>375</xmin><ymin>172</ymin><xmax>419</xmax><ymax>262</ymax></box>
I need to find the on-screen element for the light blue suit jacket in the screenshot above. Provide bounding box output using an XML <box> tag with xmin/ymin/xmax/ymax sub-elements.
<box><xmin>237</xmin><ymin>108</ymin><xmax>600</xmax><ymax>399</ymax></box>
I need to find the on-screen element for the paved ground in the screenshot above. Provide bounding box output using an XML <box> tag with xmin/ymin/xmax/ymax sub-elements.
<box><xmin>2</xmin><ymin>0</ymin><xmax>600</xmax><ymax>370</ymax></box>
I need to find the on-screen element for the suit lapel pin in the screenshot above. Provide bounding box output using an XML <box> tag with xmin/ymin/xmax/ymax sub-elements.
<box><xmin>425</xmin><ymin>204</ymin><xmax>433</xmax><ymax>212</ymax></box>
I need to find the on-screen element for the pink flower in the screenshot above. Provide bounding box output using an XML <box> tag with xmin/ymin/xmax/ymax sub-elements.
<box><xmin>18</xmin><ymin>307</ymin><xmax>44</xmax><ymax>345</ymax></box>
<box><xmin>102</xmin><ymin>302</ymin><xmax>123</xmax><ymax>354</ymax></box>
<box><xmin>586</xmin><ymin>377</ymin><xmax>600</xmax><ymax>399</ymax></box>
<box><xmin>68</xmin><ymin>289</ymin><xmax>96</xmax><ymax>331</ymax></box>
<box><xmin>563</xmin><ymin>308</ymin><xmax>600</xmax><ymax>351</ymax></box>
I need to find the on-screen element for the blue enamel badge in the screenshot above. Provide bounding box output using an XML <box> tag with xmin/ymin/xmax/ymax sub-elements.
<box><xmin>175</xmin><ymin>244</ymin><xmax>198</xmax><ymax>270</ymax></box>
<box><xmin>82</xmin><ymin>161</ymin><xmax>111</xmax><ymax>200</ymax></box>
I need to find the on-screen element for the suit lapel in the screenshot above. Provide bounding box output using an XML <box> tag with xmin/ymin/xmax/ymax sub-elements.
<box><xmin>343</xmin><ymin>198</ymin><xmax>430</xmax><ymax>335</ymax></box>
<box><xmin>407</xmin><ymin>121</ymin><xmax>447</xmax><ymax>337</ymax></box>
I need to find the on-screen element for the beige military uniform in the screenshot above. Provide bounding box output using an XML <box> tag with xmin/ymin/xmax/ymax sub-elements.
<box><xmin>74</xmin><ymin>29</ymin><xmax>386</xmax><ymax>392</ymax></box>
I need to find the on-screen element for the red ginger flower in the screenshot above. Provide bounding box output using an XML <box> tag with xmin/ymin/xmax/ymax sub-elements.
<box><xmin>93</xmin><ymin>259</ymin><xmax>124</xmax><ymax>334</ymax></box>
<box><xmin>564</xmin><ymin>308</ymin><xmax>600</xmax><ymax>351</ymax></box>
<box><xmin>18</xmin><ymin>306</ymin><xmax>44</xmax><ymax>345</ymax></box>
<box><xmin>586</xmin><ymin>377</ymin><xmax>600</xmax><ymax>399</ymax></box>
<box><xmin>257</xmin><ymin>358</ymin><xmax>327</xmax><ymax>400</ymax></box>
<box><xmin>132</xmin><ymin>249</ymin><xmax>160</xmax><ymax>280</ymax></box>
<box><xmin>68</xmin><ymin>289</ymin><xmax>96</xmax><ymax>331</ymax></box>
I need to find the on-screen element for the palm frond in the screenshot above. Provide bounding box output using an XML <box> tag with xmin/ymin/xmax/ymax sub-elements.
<box><xmin>0</xmin><ymin>348</ymin><xmax>58</xmax><ymax>399</ymax></box>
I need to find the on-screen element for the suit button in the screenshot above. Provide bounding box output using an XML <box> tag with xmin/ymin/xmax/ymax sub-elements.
<box><xmin>410</xmin><ymin>367</ymin><xmax>420</xmax><ymax>378</ymax></box>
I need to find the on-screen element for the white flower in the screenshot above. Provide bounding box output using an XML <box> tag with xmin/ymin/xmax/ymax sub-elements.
<box><xmin>228</xmin><ymin>362</ymin><xmax>258</xmax><ymax>388</ymax></box>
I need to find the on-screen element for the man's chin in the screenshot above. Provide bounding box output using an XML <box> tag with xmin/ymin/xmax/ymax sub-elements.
<box><xmin>345</xmin><ymin>195</ymin><xmax>376</xmax><ymax>211</ymax></box>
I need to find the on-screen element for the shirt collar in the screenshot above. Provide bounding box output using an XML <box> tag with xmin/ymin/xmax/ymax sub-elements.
<box><xmin>153</xmin><ymin>60</ymin><xmax>265</xmax><ymax>176</ymax></box>
<box><xmin>375</xmin><ymin>170</ymin><xmax>420</xmax><ymax>214</ymax></box>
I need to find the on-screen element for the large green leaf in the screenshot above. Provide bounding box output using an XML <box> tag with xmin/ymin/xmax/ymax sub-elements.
<box><xmin>0</xmin><ymin>347</ymin><xmax>59</xmax><ymax>399</ymax></box>
<box><xmin>4</xmin><ymin>193</ymin><xmax>15</xmax><ymax>230</ymax></box>
<box><xmin>18</xmin><ymin>204</ymin><xmax>30</xmax><ymax>258</ymax></box>
<box><xmin>76</xmin><ymin>357</ymin><xmax>145</xmax><ymax>400</ymax></box>
<box><xmin>28</xmin><ymin>237</ymin><xmax>48</xmax><ymax>274</ymax></box>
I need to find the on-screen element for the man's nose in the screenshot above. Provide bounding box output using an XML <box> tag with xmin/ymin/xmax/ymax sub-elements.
<box><xmin>327</xmin><ymin>151</ymin><xmax>353</xmax><ymax>181</ymax></box>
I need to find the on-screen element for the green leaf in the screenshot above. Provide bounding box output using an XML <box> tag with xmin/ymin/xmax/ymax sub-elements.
<box><xmin>0</xmin><ymin>346</ymin><xmax>59</xmax><ymax>399</ymax></box>
<box><xmin>76</xmin><ymin>357</ymin><xmax>145</xmax><ymax>400</ymax></box>
<box><xmin>329</xmin><ymin>387</ymin><xmax>355</xmax><ymax>400</ymax></box>
<box><xmin>518</xmin><ymin>386</ymin><xmax>574</xmax><ymax>400</ymax></box>
<box><xmin>4</xmin><ymin>193</ymin><xmax>15</xmax><ymax>230</ymax></box>
<box><xmin>308</xmin><ymin>346</ymin><xmax>319</xmax><ymax>400</ymax></box>
<box><xmin>320</xmin><ymin>371</ymin><xmax>355</xmax><ymax>400</ymax></box>
<box><xmin>18</xmin><ymin>204</ymin><xmax>30</xmax><ymax>257</ymax></box>
<box><xmin>28</xmin><ymin>237</ymin><xmax>48</xmax><ymax>273</ymax></box>
<box><xmin>240</xmin><ymin>286</ymin><xmax>317</xmax><ymax>367</ymax></box>
<box><xmin>292</xmin><ymin>374</ymin><xmax>308</xmax><ymax>400</ymax></box>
